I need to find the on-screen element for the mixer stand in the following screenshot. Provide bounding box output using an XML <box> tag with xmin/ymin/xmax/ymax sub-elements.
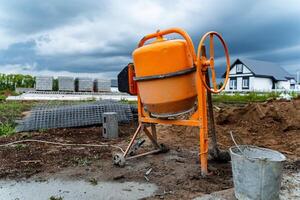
<box><xmin>113</xmin><ymin>123</ymin><xmax>168</xmax><ymax>167</ymax></box>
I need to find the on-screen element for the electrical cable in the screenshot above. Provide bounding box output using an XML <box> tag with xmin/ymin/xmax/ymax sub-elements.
<box><xmin>0</xmin><ymin>139</ymin><xmax>125</xmax><ymax>153</ymax></box>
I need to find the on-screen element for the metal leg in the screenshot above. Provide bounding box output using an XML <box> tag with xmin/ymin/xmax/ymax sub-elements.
<box><xmin>195</xmin><ymin>57</ymin><xmax>209</xmax><ymax>176</ymax></box>
<box><xmin>123</xmin><ymin>123</ymin><xmax>142</xmax><ymax>157</ymax></box>
<box><xmin>200</xmin><ymin>126</ymin><xmax>208</xmax><ymax>176</ymax></box>
<box><xmin>113</xmin><ymin>123</ymin><xmax>167</xmax><ymax>167</ymax></box>
<box><xmin>151</xmin><ymin>124</ymin><xmax>157</xmax><ymax>141</ymax></box>
<box><xmin>143</xmin><ymin>126</ymin><xmax>160</xmax><ymax>149</ymax></box>
<box><xmin>199</xmin><ymin>75</ymin><xmax>209</xmax><ymax>176</ymax></box>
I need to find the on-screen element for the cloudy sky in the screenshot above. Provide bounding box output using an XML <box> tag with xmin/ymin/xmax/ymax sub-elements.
<box><xmin>0</xmin><ymin>0</ymin><xmax>299</xmax><ymax>78</ymax></box>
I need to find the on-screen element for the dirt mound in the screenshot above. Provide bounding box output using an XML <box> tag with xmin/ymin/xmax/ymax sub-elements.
<box><xmin>215</xmin><ymin>99</ymin><xmax>300</xmax><ymax>161</ymax></box>
<box><xmin>217</xmin><ymin>99</ymin><xmax>300</xmax><ymax>130</ymax></box>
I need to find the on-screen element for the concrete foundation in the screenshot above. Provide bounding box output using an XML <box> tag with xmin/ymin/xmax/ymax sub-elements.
<box><xmin>102</xmin><ymin>112</ymin><xmax>118</xmax><ymax>139</ymax></box>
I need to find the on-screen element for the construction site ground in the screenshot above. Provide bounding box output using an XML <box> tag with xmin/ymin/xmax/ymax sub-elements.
<box><xmin>0</xmin><ymin>98</ymin><xmax>299</xmax><ymax>199</ymax></box>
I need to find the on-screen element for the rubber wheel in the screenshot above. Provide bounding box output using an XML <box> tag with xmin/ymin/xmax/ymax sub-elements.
<box><xmin>112</xmin><ymin>153</ymin><xmax>126</xmax><ymax>167</ymax></box>
<box><xmin>154</xmin><ymin>143</ymin><xmax>169</xmax><ymax>154</ymax></box>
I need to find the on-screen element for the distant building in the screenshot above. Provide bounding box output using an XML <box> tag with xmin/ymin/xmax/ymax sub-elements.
<box><xmin>223</xmin><ymin>58</ymin><xmax>296</xmax><ymax>92</ymax></box>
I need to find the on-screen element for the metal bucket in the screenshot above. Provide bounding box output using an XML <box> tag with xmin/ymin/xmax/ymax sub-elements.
<box><xmin>230</xmin><ymin>145</ymin><xmax>286</xmax><ymax>200</ymax></box>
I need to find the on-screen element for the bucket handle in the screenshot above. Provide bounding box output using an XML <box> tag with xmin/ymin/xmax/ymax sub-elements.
<box><xmin>230</xmin><ymin>131</ymin><xmax>255</xmax><ymax>162</ymax></box>
<box><xmin>138</xmin><ymin>28</ymin><xmax>197</xmax><ymax>62</ymax></box>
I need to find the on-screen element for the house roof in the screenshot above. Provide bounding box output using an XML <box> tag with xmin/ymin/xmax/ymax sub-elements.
<box><xmin>223</xmin><ymin>58</ymin><xmax>294</xmax><ymax>81</ymax></box>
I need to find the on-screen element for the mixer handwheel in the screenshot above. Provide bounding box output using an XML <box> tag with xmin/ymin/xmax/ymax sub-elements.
<box><xmin>197</xmin><ymin>31</ymin><xmax>230</xmax><ymax>93</ymax></box>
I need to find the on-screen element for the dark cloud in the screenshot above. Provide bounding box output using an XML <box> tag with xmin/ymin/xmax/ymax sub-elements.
<box><xmin>0</xmin><ymin>0</ymin><xmax>106</xmax><ymax>34</ymax></box>
<box><xmin>0</xmin><ymin>0</ymin><xmax>299</xmax><ymax>78</ymax></box>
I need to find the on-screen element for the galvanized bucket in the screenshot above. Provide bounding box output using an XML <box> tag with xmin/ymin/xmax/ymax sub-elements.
<box><xmin>230</xmin><ymin>145</ymin><xmax>286</xmax><ymax>200</ymax></box>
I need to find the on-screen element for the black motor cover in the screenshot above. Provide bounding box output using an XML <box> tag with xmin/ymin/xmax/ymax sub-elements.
<box><xmin>117</xmin><ymin>65</ymin><xmax>130</xmax><ymax>93</ymax></box>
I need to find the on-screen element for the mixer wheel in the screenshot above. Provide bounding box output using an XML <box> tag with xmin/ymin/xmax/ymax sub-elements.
<box><xmin>113</xmin><ymin>153</ymin><xmax>126</xmax><ymax>167</ymax></box>
<box><xmin>159</xmin><ymin>143</ymin><xmax>169</xmax><ymax>153</ymax></box>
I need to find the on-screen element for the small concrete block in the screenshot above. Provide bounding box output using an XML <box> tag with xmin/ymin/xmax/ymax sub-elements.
<box><xmin>102</xmin><ymin>112</ymin><xmax>118</xmax><ymax>139</ymax></box>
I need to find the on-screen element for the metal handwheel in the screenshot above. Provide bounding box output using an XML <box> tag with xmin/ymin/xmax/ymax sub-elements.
<box><xmin>197</xmin><ymin>31</ymin><xmax>231</xmax><ymax>93</ymax></box>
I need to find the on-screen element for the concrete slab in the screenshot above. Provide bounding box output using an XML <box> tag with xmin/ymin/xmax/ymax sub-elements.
<box><xmin>0</xmin><ymin>179</ymin><xmax>157</xmax><ymax>200</ymax></box>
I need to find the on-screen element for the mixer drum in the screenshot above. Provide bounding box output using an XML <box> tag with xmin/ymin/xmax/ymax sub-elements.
<box><xmin>133</xmin><ymin>39</ymin><xmax>197</xmax><ymax>116</ymax></box>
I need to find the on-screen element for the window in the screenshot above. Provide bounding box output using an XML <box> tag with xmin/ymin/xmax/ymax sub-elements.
<box><xmin>242</xmin><ymin>77</ymin><xmax>249</xmax><ymax>89</ymax></box>
<box><xmin>236</xmin><ymin>64</ymin><xmax>243</xmax><ymax>73</ymax></box>
<box><xmin>229</xmin><ymin>78</ymin><xmax>237</xmax><ymax>89</ymax></box>
<box><xmin>290</xmin><ymin>84</ymin><xmax>295</xmax><ymax>89</ymax></box>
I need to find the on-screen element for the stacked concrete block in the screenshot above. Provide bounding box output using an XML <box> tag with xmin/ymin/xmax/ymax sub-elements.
<box><xmin>94</xmin><ymin>79</ymin><xmax>111</xmax><ymax>92</ymax></box>
<box><xmin>35</xmin><ymin>76</ymin><xmax>53</xmax><ymax>91</ymax></box>
<box><xmin>58</xmin><ymin>76</ymin><xmax>75</xmax><ymax>92</ymax></box>
<box><xmin>76</xmin><ymin>77</ymin><xmax>94</xmax><ymax>92</ymax></box>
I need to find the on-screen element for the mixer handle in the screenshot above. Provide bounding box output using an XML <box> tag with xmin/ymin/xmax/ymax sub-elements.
<box><xmin>138</xmin><ymin>28</ymin><xmax>196</xmax><ymax>62</ymax></box>
<box><xmin>197</xmin><ymin>31</ymin><xmax>230</xmax><ymax>94</ymax></box>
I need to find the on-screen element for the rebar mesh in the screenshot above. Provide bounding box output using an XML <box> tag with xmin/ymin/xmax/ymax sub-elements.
<box><xmin>16</xmin><ymin>101</ymin><xmax>135</xmax><ymax>132</ymax></box>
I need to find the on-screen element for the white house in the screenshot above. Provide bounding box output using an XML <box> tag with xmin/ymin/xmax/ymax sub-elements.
<box><xmin>223</xmin><ymin>58</ymin><xmax>296</xmax><ymax>92</ymax></box>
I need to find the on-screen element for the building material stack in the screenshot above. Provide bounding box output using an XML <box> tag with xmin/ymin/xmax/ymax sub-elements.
<box><xmin>94</xmin><ymin>79</ymin><xmax>111</xmax><ymax>92</ymax></box>
<box><xmin>58</xmin><ymin>76</ymin><xmax>75</xmax><ymax>92</ymax></box>
<box><xmin>76</xmin><ymin>77</ymin><xmax>94</xmax><ymax>92</ymax></box>
<box><xmin>35</xmin><ymin>76</ymin><xmax>53</xmax><ymax>91</ymax></box>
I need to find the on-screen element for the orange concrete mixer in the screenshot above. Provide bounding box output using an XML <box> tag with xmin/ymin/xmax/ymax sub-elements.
<box><xmin>115</xmin><ymin>28</ymin><xmax>230</xmax><ymax>175</ymax></box>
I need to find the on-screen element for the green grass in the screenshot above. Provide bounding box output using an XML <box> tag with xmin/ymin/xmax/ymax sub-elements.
<box><xmin>0</xmin><ymin>100</ymin><xmax>34</xmax><ymax>136</ymax></box>
<box><xmin>0</xmin><ymin>89</ymin><xmax>19</xmax><ymax>97</ymax></box>
<box><xmin>119</xmin><ymin>91</ymin><xmax>298</xmax><ymax>105</ymax></box>
<box><xmin>0</xmin><ymin>95</ymin><xmax>6</xmax><ymax>101</ymax></box>
<box><xmin>212</xmin><ymin>92</ymin><xmax>281</xmax><ymax>104</ymax></box>
<box><xmin>0</xmin><ymin>101</ymin><xmax>33</xmax><ymax>121</ymax></box>
<box><xmin>0</xmin><ymin>122</ymin><xmax>15</xmax><ymax>136</ymax></box>
<box><xmin>49</xmin><ymin>196</ymin><xmax>63</xmax><ymax>200</ymax></box>
<box><xmin>89</xmin><ymin>177</ymin><xmax>98</xmax><ymax>186</ymax></box>
<box><xmin>120</xmin><ymin>98</ymin><xmax>137</xmax><ymax>104</ymax></box>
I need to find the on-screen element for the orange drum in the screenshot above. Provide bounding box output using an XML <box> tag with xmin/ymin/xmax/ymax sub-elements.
<box><xmin>133</xmin><ymin>38</ymin><xmax>197</xmax><ymax>116</ymax></box>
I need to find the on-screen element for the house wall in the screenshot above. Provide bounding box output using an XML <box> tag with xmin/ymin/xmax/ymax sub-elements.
<box><xmin>252</xmin><ymin>77</ymin><xmax>273</xmax><ymax>91</ymax></box>
<box><xmin>276</xmin><ymin>80</ymin><xmax>290</xmax><ymax>89</ymax></box>
<box><xmin>225</xmin><ymin>79</ymin><xmax>230</xmax><ymax>90</ymax></box>
<box><xmin>224</xmin><ymin>60</ymin><xmax>297</xmax><ymax>92</ymax></box>
<box><xmin>249</xmin><ymin>77</ymin><xmax>255</xmax><ymax>90</ymax></box>
<box><xmin>225</xmin><ymin>63</ymin><xmax>254</xmax><ymax>91</ymax></box>
<box><xmin>225</xmin><ymin>62</ymin><xmax>274</xmax><ymax>91</ymax></box>
<box><xmin>229</xmin><ymin>63</ymin><xmax>252</xmax><ymax>75</ymax></box>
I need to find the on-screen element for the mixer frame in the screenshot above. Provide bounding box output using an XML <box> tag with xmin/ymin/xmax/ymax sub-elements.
<box><xmin>113</xmin><ymin>28</ymin><xmax>230</xmax><ymax>176</ymax></box>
